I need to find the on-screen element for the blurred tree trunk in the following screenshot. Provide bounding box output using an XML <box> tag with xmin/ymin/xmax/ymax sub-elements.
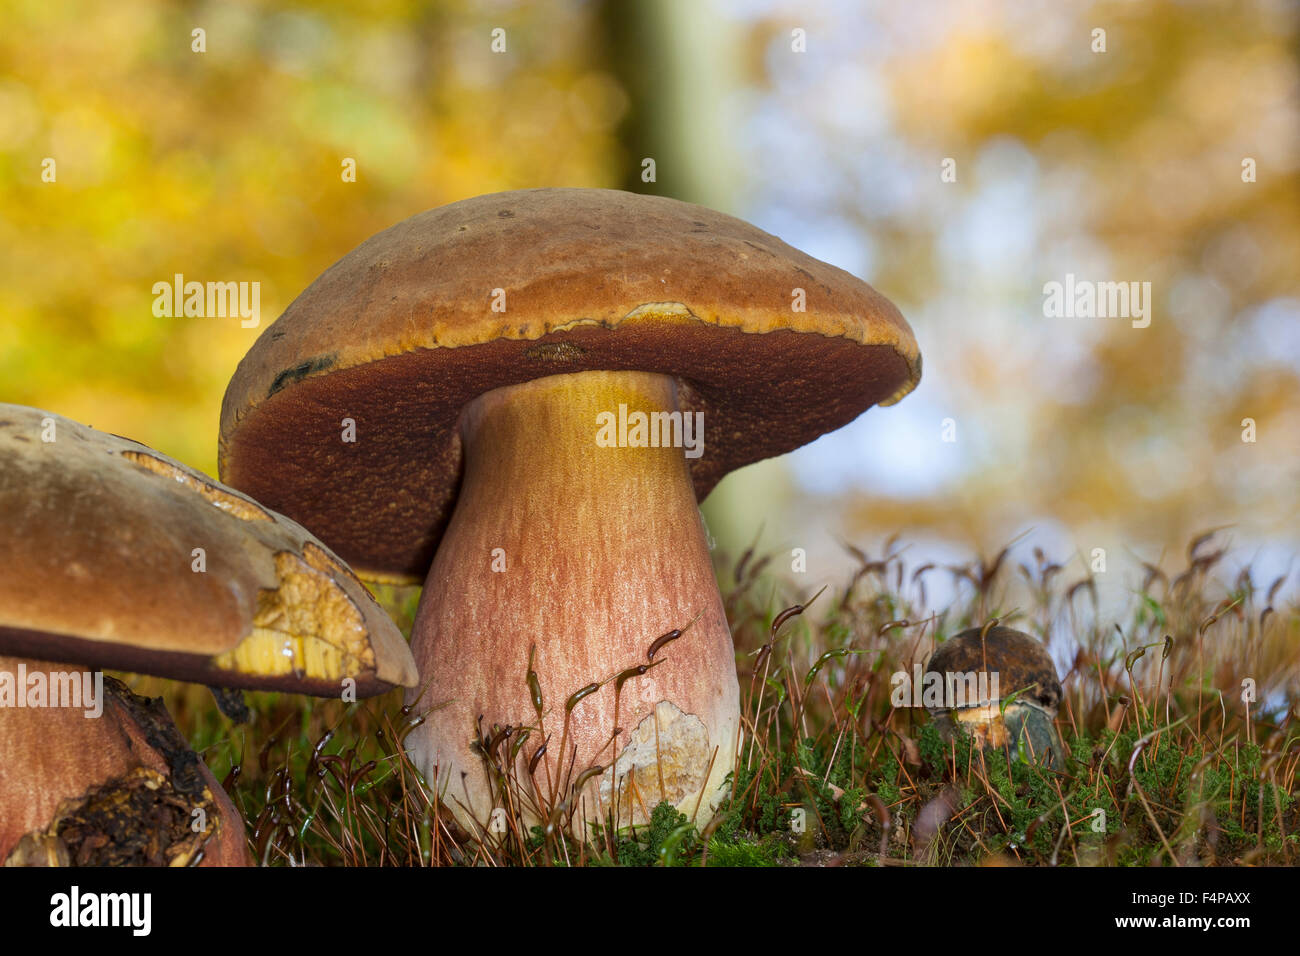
<box><xmin>596</xmin><ymin>0</ymin><xmax>739</xmax><ymax>209</ymax></box>
<box><xmin>597</xmin><ymin>0</ymin><xmax>789</xmax><ymax>564</ymax></box>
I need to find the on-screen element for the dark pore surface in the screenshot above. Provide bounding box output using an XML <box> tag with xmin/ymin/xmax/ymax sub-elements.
<box><xmin>221</xmin><ymin>324</ymin><xmax>911</xmax><ymax>580</ymax></box>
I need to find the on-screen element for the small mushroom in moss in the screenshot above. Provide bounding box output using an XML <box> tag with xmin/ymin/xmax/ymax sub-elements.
<box><xmin>924</xmin><ymin>625</ymin><xmax>1065</xmax><ymax>770</ymax></box>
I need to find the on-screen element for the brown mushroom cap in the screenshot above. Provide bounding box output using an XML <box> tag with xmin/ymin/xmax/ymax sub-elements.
<box><xmin>923</xmin><ymin>626</ymin><xmax>1062</xmax><ymax>714</ymax></box>
<box><xmin>0</xmin><ymin>405</ymin><xmax>416</xmax><ymax>695</ymax></box>
<box><xmin>218</xmin><ymin>188</ymin><xmax>922</xmax><ymax>581</ymax></box>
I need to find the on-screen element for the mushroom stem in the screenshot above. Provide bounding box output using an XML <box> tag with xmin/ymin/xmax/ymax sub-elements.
<box><xmin>407</xmin><ymin>370</ymin><xmax>741</xmax><ymax>832</ymax></box>
<box><xmin>0</xmin><ymin>656</ymin><xmax>252</xmax><ymax>866</ymax></box>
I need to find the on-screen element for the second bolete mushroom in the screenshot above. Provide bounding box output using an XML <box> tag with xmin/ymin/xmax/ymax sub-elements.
<box><xmin>218</xmin><ymin>188</ymin><xmax>921</xmax><ymax>831</ymax></box>
<box><xmin>0</xmin><ymin>404</ymin><xmax>417</xmax><ymax>864</ymax></box>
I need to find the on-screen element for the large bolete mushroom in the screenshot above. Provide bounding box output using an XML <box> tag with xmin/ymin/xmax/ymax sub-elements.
<box><xmin>0</xmin><ymin>405</ymin><xmax>417</xmax><ymax>864</ymax></box>
<box><xmin>218</xmin><ymin>188</ymin><xmax>921</xmax><ymax>831</ymax></box>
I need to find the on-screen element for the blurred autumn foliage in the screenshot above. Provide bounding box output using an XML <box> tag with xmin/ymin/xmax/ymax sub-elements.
<box><xmin>726</xmin><ymin>0</ymin><xmax>1299</xmax><ymax>575</ymax></box>
<box><xmin>1</xmin><ymin>0</ymin><xmax>623</xmax><ymax>469</ymax></box>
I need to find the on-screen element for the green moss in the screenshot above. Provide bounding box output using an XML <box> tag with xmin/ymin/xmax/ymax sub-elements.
<box><xmin>170</xmin><ymin>534</ymin><xmax>1299</xmax><ymax>867</ymax></box>
<box><xmin>613</xmin><ymin>803</ymin><xmax>699</xmax><ymax>867</ymax></box>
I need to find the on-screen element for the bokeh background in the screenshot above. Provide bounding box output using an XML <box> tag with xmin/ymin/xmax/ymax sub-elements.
<box><xmin>2</xmin><ymin>0</ymin><xmax>1297</xmax><ymax>608</ymax></box>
